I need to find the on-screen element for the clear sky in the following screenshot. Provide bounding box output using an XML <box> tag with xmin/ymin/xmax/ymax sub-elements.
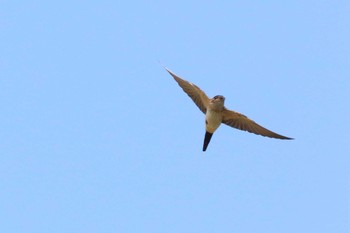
<box><xmin>1</xmin><ymin>1</ymin><xmax>349</xmax><ymax>233</ymax></box>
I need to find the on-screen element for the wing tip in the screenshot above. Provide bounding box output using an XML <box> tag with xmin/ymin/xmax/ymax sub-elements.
<box><xmin>157</xmin><ymin>61</ymin><xmax>172</xmax><ymax>75</ymax></box>
<box><xmin>164</xmin><ymin>67</ymin><xmax>176</xmax><ymax>77</ymax></box>
<box><xmin>272</xmin><ymin>134</ymin><xmax>294</xmax><ymax>140</ymax></box>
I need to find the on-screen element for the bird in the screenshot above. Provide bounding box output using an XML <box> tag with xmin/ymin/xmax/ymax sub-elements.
<box><xmin>165</xmin><ymin>67</ymin><xmax>293</xmax><ymax>151</ymax></box>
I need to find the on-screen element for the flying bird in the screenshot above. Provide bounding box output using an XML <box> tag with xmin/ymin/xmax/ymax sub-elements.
<box><xmin>165</xmin><ymin>68</ymin><xmax>293</xmax><ymax>151</ymax></box>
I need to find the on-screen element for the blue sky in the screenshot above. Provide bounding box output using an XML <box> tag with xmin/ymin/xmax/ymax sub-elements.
<box><xmin>1</xmin><ymin>1</ymin><xmax>349</xmax><ymax>232</ymax></box>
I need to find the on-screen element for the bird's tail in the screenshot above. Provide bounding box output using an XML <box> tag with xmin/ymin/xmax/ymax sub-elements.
<box><xmin>203</xmin><ymin>131</ymin><xmax>213</xmax><ymax>152</ymax></box>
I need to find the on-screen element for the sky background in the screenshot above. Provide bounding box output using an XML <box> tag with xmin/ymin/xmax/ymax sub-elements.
<box><xmin>1</xmin><ymin>1</ymin><xmax>349</xmax><ymax>233</ymax></box>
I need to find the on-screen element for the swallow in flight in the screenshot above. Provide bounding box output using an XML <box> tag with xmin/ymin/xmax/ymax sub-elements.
<box><xmin>165</xmin><ymin>68</ymin><xmax>293</xmax><ymax>151</ymax></box>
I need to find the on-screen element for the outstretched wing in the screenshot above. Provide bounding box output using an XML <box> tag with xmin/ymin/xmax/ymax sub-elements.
<box><xmin>222</xmin><ymin>108</ymin><xmax>293</xmax><ymax>139</ymax></box>
<box><xmin>166</xmin><ymin>68</ymin><xmax>210</xmax><ymax>114</ymax></box>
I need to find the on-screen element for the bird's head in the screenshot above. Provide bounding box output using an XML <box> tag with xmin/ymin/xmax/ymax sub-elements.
<box><xmin>210</xmin><ymin>95</ymin><xmax>225</xmax><ymax>110</ymax></box>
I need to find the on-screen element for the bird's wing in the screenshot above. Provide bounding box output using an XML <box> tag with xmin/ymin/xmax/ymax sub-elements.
<box><xmin>166</xmin><ymin>68</ymin><xmax>210</xmax><ymax>114</ymax></box>
<box><xmin>222</xmin><ymin>108</ymin><xmax>293</xmax><ymax>139</ymax></box>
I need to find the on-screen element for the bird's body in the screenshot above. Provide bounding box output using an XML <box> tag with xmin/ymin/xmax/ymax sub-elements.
<box><xmin>206</xmin><ymin>109</ymin><xmax>222</xmax><ymax>133</ymax></box>
<box><xmin>204</xmin><ymin>107</ymin><xmax>222</xmax><ymax>151</ymax></box>
<box><xmin>165</xmin><ymin>67</ymin><xmax>293</xmax><ymax>151</ymax></box>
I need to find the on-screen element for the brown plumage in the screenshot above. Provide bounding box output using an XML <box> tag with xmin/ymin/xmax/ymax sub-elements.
<box><xmin>166</xmin><ymin>67</ymin><xmax>293</xmax><ymax>151</ymax></box>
